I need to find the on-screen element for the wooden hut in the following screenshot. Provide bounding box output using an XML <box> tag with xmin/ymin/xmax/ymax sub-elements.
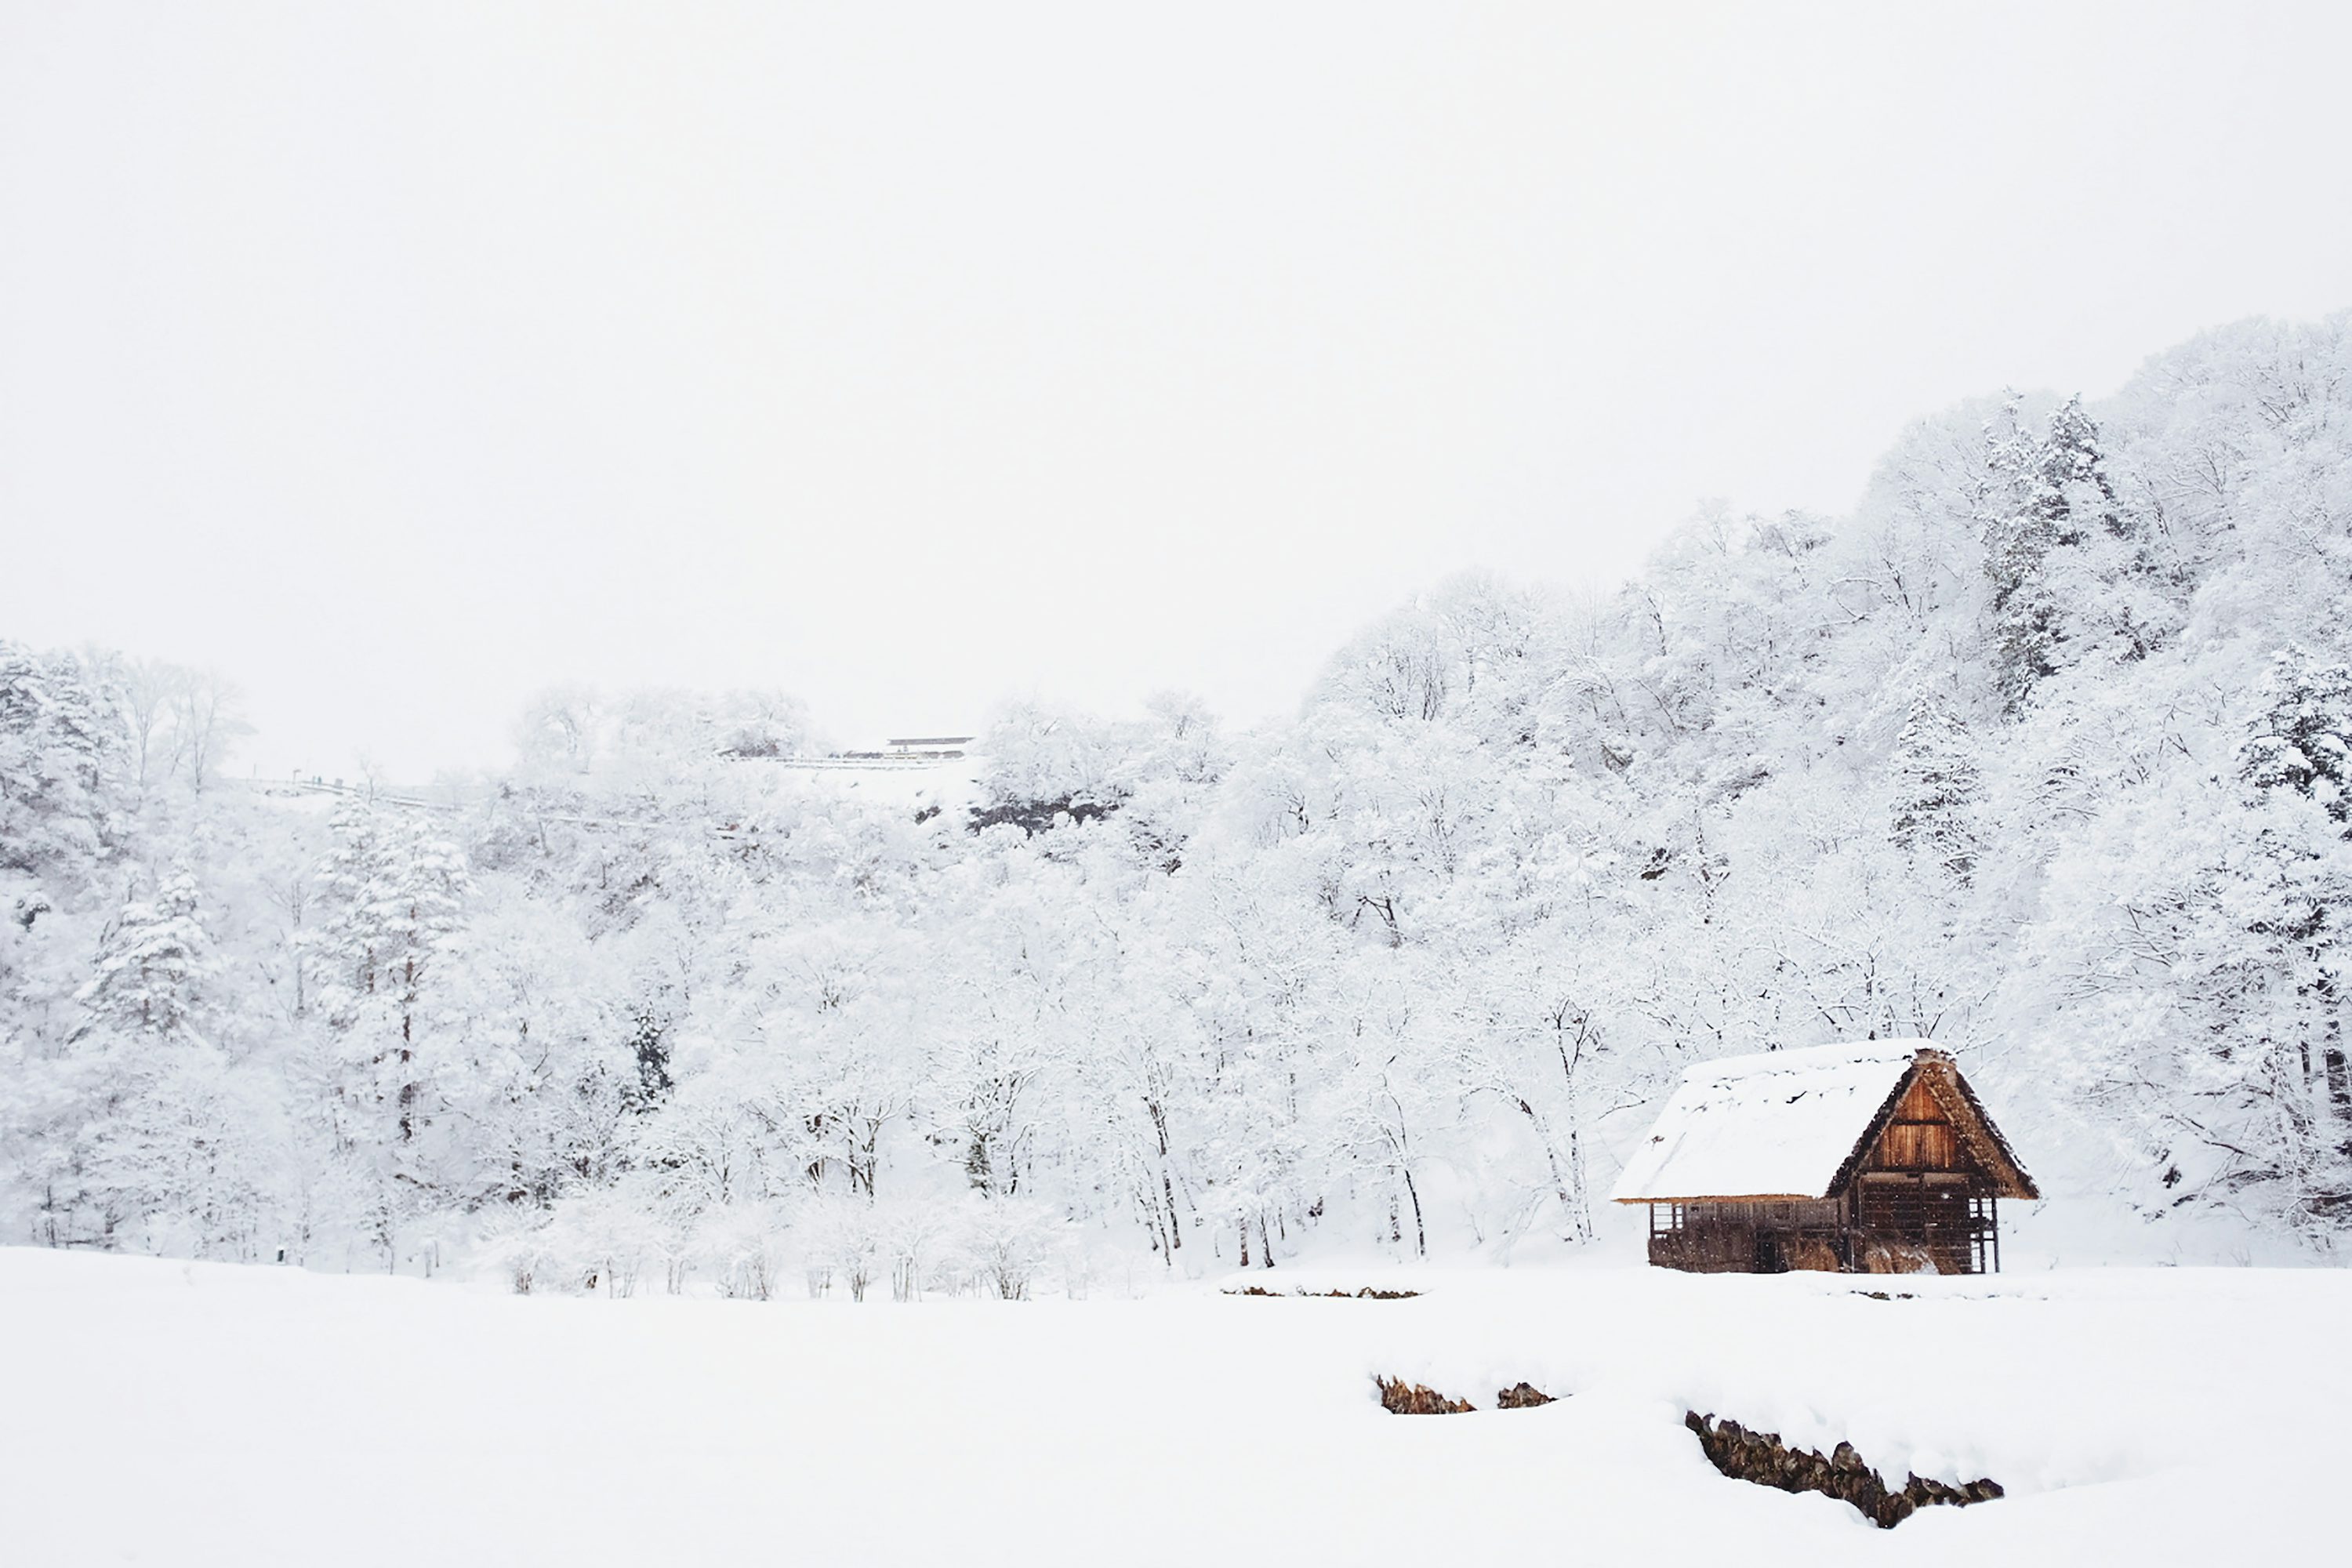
<box><xmin>1610</xmin><ymin>1040</ymin><xmax>2036</xmax><ymax>1275</ymax></box>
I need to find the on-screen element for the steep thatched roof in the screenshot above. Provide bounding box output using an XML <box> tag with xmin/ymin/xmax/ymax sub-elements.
<box><xmin>1610</xmin><ymin>1040</ymin><xmax>2037</xmax><ymax>1203</ymax></box>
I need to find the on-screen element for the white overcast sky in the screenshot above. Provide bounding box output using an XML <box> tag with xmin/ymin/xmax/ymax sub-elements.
<box><xmin>4</xmin><ymin>2</ymin><xmax>2349</xmax><ymax>778</ymax></box>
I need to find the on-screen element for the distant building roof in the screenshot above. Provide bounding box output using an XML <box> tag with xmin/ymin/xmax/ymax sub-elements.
<box><xmin>885</xmin><ymin>736</ymin><xmax>975</xmax><ymax>748</ymax></box>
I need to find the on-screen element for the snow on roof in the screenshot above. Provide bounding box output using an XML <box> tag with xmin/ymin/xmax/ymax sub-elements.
<box><xmin>1610</xmin><ymin>1040</ymin><xmax>1930</xmax><ymax>1203</ymax></box>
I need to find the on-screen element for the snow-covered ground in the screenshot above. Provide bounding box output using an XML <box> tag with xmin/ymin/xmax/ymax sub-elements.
<box><xmin>5</xmin><ymin>1247</ymin><xmax>2337</xmax><ymax>1566</ymax></box>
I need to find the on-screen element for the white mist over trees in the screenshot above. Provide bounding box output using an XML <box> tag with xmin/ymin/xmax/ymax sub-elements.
<box><xmin>5</xmin><ymin>314</ymin><xmax>2351</xmax><ymax>1287</ymax></box>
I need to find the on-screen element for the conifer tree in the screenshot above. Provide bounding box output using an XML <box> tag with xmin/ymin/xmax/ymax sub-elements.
<box><xmin>0</xmin><ymin>641</ymin><xmax>123</xmax><ymax>887</ymax></box>
<box><xmin>2038</xmin><ymin>394</ymin><xmax>2124</xmax><ymax>541</ymax></box>
<box><xmin>1980</xmin><ymin>394</ymin><xmax>2132</xmax><ymax>710</ymax></box>
<box><xmin>1979</xmin><ymin>395</ymin><xmax>2066</xmax><ymax>711</ymax></box>
<box><xmin>305</xmin><ymin>804</ymin><xmax>474</xmax><ymax>1141</ymax></box>
<box><xmin>1889</xmin><ymin>695</ymin><xmax>1981</xmax><ymax>881</ymax></box>
<box><xmin>75</xmin><ymin>873</ymin><xmax>212</xmax><ymax>1043</ymax></box>
<box><xmin>2240</xmin><ymin>647</ymin><xmax>2352</xmax><ymax>826</ymax></box>
<box><xmin>64</xmin><ymin>873</ymin><xmax>241</xmax><ymax>1250</ymax></box>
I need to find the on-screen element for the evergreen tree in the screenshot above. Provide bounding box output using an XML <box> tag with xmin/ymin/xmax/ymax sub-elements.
<box><xmin>1889</xmin><ymin>695</ymin><xmax>1981</xmax><ymax>882</ymax></box>
<box><xmin>307</xmin><ymin>801</ymin><xmax>393</xmax><ymax>1007</ymax></box>
<box><xmin>62</xmin><ymin>873</ymin><xmax>234</xmax><ymax>1250</ymax></box>
<box><xmin>2240</xmin><ymin>647</ymin><xmax>2352</xmax><ymax>826</ymax></box>
<box><xmin>2037</xmin><ymin>394</ymin><xmax>2124</xmax><ymax>542</ymax></box>
<box><xmin>75</xmin><ymin>873</ymin><xmax>212</xmax><ymax>1043</ymax></box>
<box><xmin>1979</xmin><ymin>395</ymin><xmax>2066</xmax><ymax>711</ymax></box>
<box><xmin>305</xmin><ymin>804</ymin><xmax>474</xmax><ymax>1142</ymax></box>
<box><xmin>0</xmin><ymin>641</ymin><xmax>123</xmax><ymax>888</ymax></box>
<box><xmin>310</xmin><ymin>806</ymin><xmax>473</xmax><ymax>1029</ymax></box>
<box><xmin>1980</xmin><ymin>394</ymin><xmax>2136</xmax><ymax>709</ymax></box>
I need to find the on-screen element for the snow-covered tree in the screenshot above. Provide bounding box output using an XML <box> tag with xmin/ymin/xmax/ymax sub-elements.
<box><xmin>75</xmin><ymin>873</ymin><xmax>213</xmax><ymax>1043</ymax></box>
<box><xmin>2241</xmin><ymin>647</ymin><xmax>2352</xmax><ymax>825</ymax></box>
<box><xmin>0</xmin><ymin>641</ymin><xmax>122</xmax><ymax>889</ymax></box>
<box><xmin>1889</xmin><ymin>694</ymin><xmax>1981</xmax><ymax>881</ymax></box>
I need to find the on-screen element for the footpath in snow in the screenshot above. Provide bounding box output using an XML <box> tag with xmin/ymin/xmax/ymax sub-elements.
<box><xmin>2</xmin><ymin>1247</ymin><xmax>2338</xmax><ymax>1565</ymax></box>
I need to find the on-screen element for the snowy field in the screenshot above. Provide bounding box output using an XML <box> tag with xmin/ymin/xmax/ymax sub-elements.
<box><xmin>5</xmin><ymin>1248</ymin><xmax>2340</xmax><ymax>1566</ymax></box>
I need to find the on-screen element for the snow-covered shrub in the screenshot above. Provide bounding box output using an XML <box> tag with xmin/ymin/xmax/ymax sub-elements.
<box><xmin>874</xmin><ymin>1196</ymin><xmax>952</xmax><ymax>1302</ymax></box>
<box><xmin>949</xmin><ymin>1196</ymin><xmax>1064</xmax><ymax>1301</ymax></box>
<box><xmin>474</xmin><ymin>1208</ymin><xmax>554</xmax><ymax>1296</ymax></box>
<box><xmin>794</xmin><ymin>1191</ymin><xmax>883</xmax><ymax>1301</ymax></box>
<box><xmin>542</xmin><ymin>1188</ymin><xmax>658</xmax><ymax>1298</ymax></box>
<box><xmin>694</xmin><ymin>1200</ymin><xmax>786</xmax><ymax>1301</ymax></box>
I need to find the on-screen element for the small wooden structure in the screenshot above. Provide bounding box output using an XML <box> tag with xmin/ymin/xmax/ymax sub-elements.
<box><xmin>1611</xmin><ymin>1041</ymin><xmax>2036</xmax><ymax>1275</ymax></box>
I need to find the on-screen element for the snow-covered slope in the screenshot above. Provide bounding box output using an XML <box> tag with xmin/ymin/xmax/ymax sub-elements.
<box><xmin>11</xmin><ymin>313</ymin><xmax>2352</xmax><ymax>1277</ymax></box>
<box><xmin>4</xmin><ymin>1247</ymin><xmax>2336</xmax><ymax>1565</ymax></box>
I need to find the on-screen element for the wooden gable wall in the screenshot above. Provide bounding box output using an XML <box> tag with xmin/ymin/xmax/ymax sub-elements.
<box><xmin>1864</xmin><ymin>1075</ymin><xmax>1967</xmax><ymax>1174</ymax></box>
<box><xmin>1837</xmin><ymin>1055</ymin><xmax>2038</xmax><ymax>1200</ymax></box>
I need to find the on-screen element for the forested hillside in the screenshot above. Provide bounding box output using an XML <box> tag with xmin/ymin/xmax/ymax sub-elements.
<box><xmin>5</xmin><ymin>313</ymin><xmax>2350</xmax><ymax>1287</ymax></box>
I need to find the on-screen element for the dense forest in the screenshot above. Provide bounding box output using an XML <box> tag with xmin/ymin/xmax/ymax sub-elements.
<box><xmin>5</xmin><ymin>313</ymin><xmax>2350</xmax><ymax>1291</ymax></box>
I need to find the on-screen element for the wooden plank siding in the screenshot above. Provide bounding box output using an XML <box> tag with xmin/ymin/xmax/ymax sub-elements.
<box><xmin>1864</xmin><ymin>1080</ymin><xmax>1967</xmax><ymax>1173</ymax></box>
<box><xmin>1871</xmin><ymin>1121</ymin><xmax>1962</xmax><ymax>1170</ymax></box>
